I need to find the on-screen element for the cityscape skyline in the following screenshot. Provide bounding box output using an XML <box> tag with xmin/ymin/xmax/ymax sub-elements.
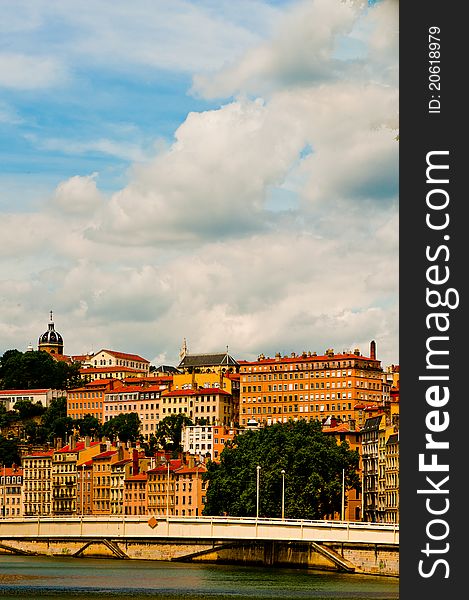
<box><xmin>0</xmin><ymin>0</ymin><xmax>399</xmax><ymax>369</ymax></box>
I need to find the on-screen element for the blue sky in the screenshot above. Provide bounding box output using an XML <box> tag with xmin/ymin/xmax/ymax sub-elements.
<box><xmin>0</xmin><ymin>0</ymin><xmax>398</xmax><ymax>367</ymax></box>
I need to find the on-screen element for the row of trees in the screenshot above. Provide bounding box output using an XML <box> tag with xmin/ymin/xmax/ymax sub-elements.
<box><xmin>202</xmin><ymin>420</ymin><xmax>359</xmax><ymax>520</ymax></box>
<box><xmin>0</xmin><ymin>350</ymin><xmax>83</xmax><ymax>390</ymax></box>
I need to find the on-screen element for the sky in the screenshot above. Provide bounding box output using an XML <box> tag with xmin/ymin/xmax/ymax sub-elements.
<box><xmin>0</xmin><ymin>0</ymin><xmax>398</xmax><ymax>369</ymax></box>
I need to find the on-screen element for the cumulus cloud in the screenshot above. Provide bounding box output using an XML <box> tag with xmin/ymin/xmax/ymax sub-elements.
<box><xmin>51</xmin><ymin>173</ymin><xmax>106</xmax><ymax>216</ymax></box>
<box><xmin>86</xmin><ymin>97</ymin><xmax>308</xmax><ymax>245</ymax></box>
<box><xmin>192</xmin><ymin>0</ymin><xmax>366</xmax><ymax>98</ymax></box>
<box><xmin>0</xmin><ymin>0</ymin><xmax>399</xmax><ymax>368</ymax></box>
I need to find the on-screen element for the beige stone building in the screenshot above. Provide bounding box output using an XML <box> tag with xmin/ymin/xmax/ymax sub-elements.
<box><xmin>21</xmin><ymin>449</ymin><xmax>54</xmax><ymax>516</ymax></box>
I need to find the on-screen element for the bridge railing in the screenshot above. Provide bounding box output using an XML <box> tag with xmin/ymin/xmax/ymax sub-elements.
<box><xmin>0</xmin><ymin>516</ymin><xmax>398</xmax><ymax>545</ymax></box>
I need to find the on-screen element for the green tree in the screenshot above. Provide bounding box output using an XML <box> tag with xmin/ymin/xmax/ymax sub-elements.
<box><xmin>0</xmin><ymin>349</ymin><xmax>83</xmax><ymax>390</ymax></box>
<box><xmin>74</xmin><ymin>414</ymin><xmax>102</xmax><ymax>438</ymax></box>
<box><xmin>155</xmin><ymin>414</ymin><xmax>193</xmax><ymax>452</ymax></box>
<box><xmin>102</xmin><ymin>413</ymin><xmax>141</xmax><ymax>443</ymax></box>
<box><xmin>39</xmin><ymin>397</ymin><xmax>73</xmax><ymax>443</ymax></box>
<box><xmin>0</xmin><ymin>435</ymin><xmax>21</xmax><ymax>467</ymax></box>
<box><xmin>13</xmin><ymin>400</ymin><xmax>46</xmax><ymax>420</ymax></box>
<box><xmin>202</xmin><ymin>420</ymin><xmax>359</xmax><ymax>520</ymax></box>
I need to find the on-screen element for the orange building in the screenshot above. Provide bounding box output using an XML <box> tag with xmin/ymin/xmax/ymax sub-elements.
<box><xmin>67</xmin><ymin>379</ymin><xmax>123</xmax><ymax>421</ymax></box>
<box><xmin>124</xmin><ymin>473</ymin><xmax>148</xmax><ymax>515</ymax></box>
<box><xmin>238</xmin><ymin>343</ymin><xmax>385</xmax><ymax>427</ymax></box>
<box><xmin>173</xmin><ymin>464</ymin><xmax>207</xmax><ymax>517</ymax></box>
<box><xmin>147</xmin><ymin>459</ymin><xmax>182</xmax><ymax>517</ymax></box>
<box><xmin>212</xmin><ymin>424</ymin><xmax>242</xmax><ymax>461</ymax></box>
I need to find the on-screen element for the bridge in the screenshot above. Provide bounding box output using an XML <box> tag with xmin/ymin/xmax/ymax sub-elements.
<box><xmin>0</xmin><ymin>516</ymin><xmax>399</xmax><ymax>576</ymax></box>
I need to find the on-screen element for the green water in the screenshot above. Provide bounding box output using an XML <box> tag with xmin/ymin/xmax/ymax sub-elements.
<box><xmin>0</xmin><ymin>555</ymin><xmax>398</xmax><ymax>599</ymax></box>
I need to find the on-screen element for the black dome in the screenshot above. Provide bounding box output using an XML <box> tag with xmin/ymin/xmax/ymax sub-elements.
<box><xmin>38</xmin><ymin>321</ymin><xmax>63</xmax><ymax>346</ymax></box>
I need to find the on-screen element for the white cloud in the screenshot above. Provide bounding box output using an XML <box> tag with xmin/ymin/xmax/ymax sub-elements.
<box><xmin>51</xmin><ymin>173</ymin><xmax>106</xmax><ymax>216</ymax></box>
<box><xmin>0</xmin><ymin>53</ymin><xmax>66</xmax><ymax>89</ymax></box>
<box><xmin>0</xmin><ymin>0</ymin><xmax>399</xmax><ymax>369</ymax></box>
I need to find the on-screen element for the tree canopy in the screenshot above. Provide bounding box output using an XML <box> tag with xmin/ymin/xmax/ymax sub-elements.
<box><xmin>0</xmin><ymin>349</ymin><xmax>83</xmax><ymax>390</ymax></box>
<box><xmin>0</xmin><ymin>435</ymin><xmax>21</xmax><ymax>467</ymax></box>
<box><xmin>202</xmin><ymin>419</ymin><xmax>359</xmax><ymax>520</ymax></box>
<box><xmin>102</xmin><ymin>413</ymin><xmax>141</xmax><ymax>443</ymax></box>
<box><xmin>155</xmin><ymin>414</ymin><xmax>193</xmax><ymax>452</ymax></box>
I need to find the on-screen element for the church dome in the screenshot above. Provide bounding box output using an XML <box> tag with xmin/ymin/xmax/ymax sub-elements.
<box><xmin>38</xmin><ymin>312</ymin><xmax>63</xmax><ymax>353</ymax></box>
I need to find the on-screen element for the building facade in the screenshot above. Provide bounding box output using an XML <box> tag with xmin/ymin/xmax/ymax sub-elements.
<box><xmin>238</xmin><ymin>343</ymin><xmax>384</xmax><ymax>427</ymax></box>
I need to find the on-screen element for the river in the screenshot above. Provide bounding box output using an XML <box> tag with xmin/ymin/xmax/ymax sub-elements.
<box><xmin>0</xmin><ymin>555</ymin><xmax>398</xmax><ymax>599</ymax></box>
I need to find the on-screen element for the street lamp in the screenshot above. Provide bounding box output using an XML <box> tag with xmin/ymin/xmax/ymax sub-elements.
<box><xmin>166</xmin><ymin>461</ymin><xmax>170</xmax><ymax>519</ymax></box>
<box><xmin>256</xmin><ymin>465</ymin><xmax>261</xmax><ymax>519</ymax></box>
<box><xmin>281</xmin><ymin>469</ymin><xmax>286</xmax><ymax>520</ymax></box>
<box><xmin>341</xmin><ymin>468</ymin><xmax>345</xmax><ymax>521</ymax></box>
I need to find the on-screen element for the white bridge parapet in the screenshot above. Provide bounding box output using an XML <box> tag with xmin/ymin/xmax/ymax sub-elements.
<box><xmin>0</xmin><ymin>516</ymin><xmax>399</xmax><ymax>546</ymax></box>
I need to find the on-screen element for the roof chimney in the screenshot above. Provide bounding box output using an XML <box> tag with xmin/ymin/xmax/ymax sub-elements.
<box><xmin>370</xmin><ymin>340</ymin><xmax>376</xmax><ymax>360</ymax></box>
<box><xmin>132</xmin><ymin>448</ymin><xmax>139</xmax><ymax>475</ymax></box>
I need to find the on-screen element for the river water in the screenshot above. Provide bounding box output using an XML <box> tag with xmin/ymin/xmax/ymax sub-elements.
<box><xmin>0</xmin><ymin>555</ymin><xmax>398</xmax><ymax>600</ymax></box>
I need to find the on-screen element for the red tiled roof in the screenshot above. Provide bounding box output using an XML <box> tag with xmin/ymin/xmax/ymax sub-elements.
<box><xmin>112</xmin><ymin>459</ymin><xmax>132</xmax><ymax>467</ymax></box>
<box><xmin>80</xmin><ymin>366</ymin><xmax>143</xmax><ymax>374</ymax></box>
<box><xmin>125</xmin><ymin>472</ymin><xmax>148</xmax><ymax>481</ymax></box>
<box><xmin>162</xmin><ymin>389</ymin><xmax>198</xmax><ymax>397</ymax></box>
<box><xmin>1</xmin><ymin>467</ymin><xmax>23</xmax><ymax>476</ymax></box>
<box><xmin>124</xmin><ymin>376</ymin><xmax>173</xmax><ymax>384</ymax></box>
<box><xmin>322</xmin><ymin>424</ymin><xmax>358</xmax><ymax>434</ymax></box>
<box><xmin>147</xmin><ymin>459</ymin><xmax>183</xmax><ymax>474</ymax></box>
<box><xmin>51</xmin><ymin>354</ymin><xmax>73</xmax><ymax>363</ymax></box>
<box><xmin>56</xmin><ymin>440</ymin><xmax>101</xmax><ymax>453</ymax></box>
<box><xmin>105</xmin><ymin>385</ymin><xmax>145</xmax><ymax>394</ymax></box>
<box><xmin>95</xmin><ymin>349</ymin><xmax>150</xmax><ymax>363</ymax></box>
<box><xmin>23</xmin><ymin>449</ymin><xmax>54</xmax><ymax>458</ymax></box>
<box><xmin>0</xmin><ymin>389</ymin><xmax>51</xmax><ymax>395</ymax></box>
<box><xmin>196</xmin><ymin>387</ymin><xmax>230</xmax><ymax>396</ymax></box>
<box><xmin>92</xmin><ymin>450</ymin><xmax>117</xmax><ymax>460</ymax></box>
<box><xmin>238</xmin><ymin>353</ymin><xmax>379</xmax><ymax>366</ymax></box>
<box><xmin>175</xmin><ymin>465</ymin><xmax>207</xmax><ymax>475</ymax></box>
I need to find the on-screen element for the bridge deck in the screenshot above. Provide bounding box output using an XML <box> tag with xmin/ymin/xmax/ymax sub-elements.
<box><xmin>0</xmin><ymin>516</ymin><xmax>399</xmax><ymax>546</ymax></box>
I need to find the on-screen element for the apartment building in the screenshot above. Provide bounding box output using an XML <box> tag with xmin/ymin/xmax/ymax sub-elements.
<box><xmin>67</xmin><ymin>379</ymin><xmax>121</xmax><ymax>421</ymax></box>
<box><xmin>238</xmin><ymin>343</ymin><xmax>384</xmax><ymax>427</ymax></box>
<box><xmin>22</xmin><ymin>449</ymin><xmax>53</xmax><ymax>516</ymax></box>
<box><xmin>52</xmin><ymin>439</ymin><xmax>104</xmax><ymax>515</ymax></box>
<box><xmin>0</xmin><ymin>388</ymin><xmax>63</xmax><ymax>411</ymax></box>
<box><xmin>147</xmin><ymin>459</ymin><xmax>182</xmax><ymax>517</ymax></box>
<box><xmin>174</xmin><ymin>464</ymin><xmax>207</xmax><ymax>517</ymax></box>
<box><xmin>82</xmin><ymin>349</ymin><xmax>150</xmax><ymax>374</ymax></box>
<box><xmin>103</xmin><ymin>384</ymin><xmax>163</xmax><ymax>439</ymax></box>
<box><xmin>0</xmin><ymin>466</ymin><xmax>23</xmax><ymax>518</ymax></box>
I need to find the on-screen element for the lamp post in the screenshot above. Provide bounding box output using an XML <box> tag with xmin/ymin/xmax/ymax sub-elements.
<box><xmin>341</xmin><ymin>468</ymin><xmax>345</xmax><ymax>521</ymax></box>
<box><xmin>256</xmin><ymin>465</ymin><xmax>261</xmax><ymax>519</ymax></box>
<box><xmin>166</xmin><ymin>461</ymin><xmax>170</xmax><ymax>519</ymax></box>
<box><xmin>81</xmin><ymin>464</ymin><xmax>85</xmax><ymax>516</ymax></box>
<box><xmin>281</xmin><ymin>469</ymin><xmax>285</xmax><ymax>520</ymax></box>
